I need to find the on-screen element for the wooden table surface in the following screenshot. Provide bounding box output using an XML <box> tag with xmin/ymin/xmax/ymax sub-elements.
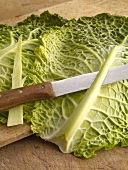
<box><xmin>0</xmin><ymin>0</ymin><xmax>128</xmax><ymax>169</ymax></box>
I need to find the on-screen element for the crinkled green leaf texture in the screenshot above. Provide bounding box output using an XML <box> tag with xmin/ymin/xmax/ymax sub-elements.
<box><xmin>0</xmin><ymin>12</ymin><xmax>127</xmax><ymax>158</ymax></box>
<box><xmin>31</xmin><ymin>13</ymin><xmax>128</xmax><ymax>158</ymax></box>
<box><xmin>0</xmin><ymin>11</ymin><xmax>67</xmax><ymax>123</ymax></box>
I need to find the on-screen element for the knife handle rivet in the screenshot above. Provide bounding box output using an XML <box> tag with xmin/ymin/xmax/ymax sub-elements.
<box><xmin>41</xmin><ymin>84</ymin><xmax>45</xmax><ymax>89</ymax></box>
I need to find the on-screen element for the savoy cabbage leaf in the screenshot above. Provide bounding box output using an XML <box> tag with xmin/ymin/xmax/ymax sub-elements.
<box><xmin>30</xmin><ymin>13</ymin><xmax>128</xmax><ymax>158</ymax></box>
<box><xmin>0</xmin><ymin>11</ymin><xmax>67</xmax><ymax>124</ymax></box>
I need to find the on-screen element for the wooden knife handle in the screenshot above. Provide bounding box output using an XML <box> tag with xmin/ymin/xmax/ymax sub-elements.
<box><xmin>0</xmin><ymin>82</ymin><xmax>55</xmax><ymax>112</ymax></box>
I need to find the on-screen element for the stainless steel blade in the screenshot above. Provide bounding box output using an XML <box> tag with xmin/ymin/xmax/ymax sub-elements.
<box><xmin>52</xmin><ymin>64</ymin><xmax>128</xmax><ymax>97</ymax></box>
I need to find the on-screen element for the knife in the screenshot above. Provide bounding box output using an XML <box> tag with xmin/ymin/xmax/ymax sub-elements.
<box><xmin>0</xmin><ymin>64</ymin><xmax>127</xmax><ymax>112</ymax></box>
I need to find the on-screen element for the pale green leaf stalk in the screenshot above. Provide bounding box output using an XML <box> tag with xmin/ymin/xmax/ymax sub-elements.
<box><xmin>7</xmin><ymin>35</ymin><xmax>24</xmax><ymax>126</ymax></box>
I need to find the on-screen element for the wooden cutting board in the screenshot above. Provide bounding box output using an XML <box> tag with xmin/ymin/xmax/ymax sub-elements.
<box><xmin>0</xmin><ymin>0</ymin><xmax>128</xmax><ymax>169</ymax></box>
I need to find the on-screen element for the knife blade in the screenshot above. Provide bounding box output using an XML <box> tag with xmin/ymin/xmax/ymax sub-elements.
<box><xmin>0</xmin><ymin>64</ymin><xmax>127</xmax><ymax>112</ymax></box>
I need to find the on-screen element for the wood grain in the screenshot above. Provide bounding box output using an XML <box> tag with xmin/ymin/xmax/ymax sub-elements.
<box><xmin>0</xmin><ymin>0</ymin><xmax>128</xmax><ymax>169</ymax></box>
<box><xmin>0</xmin><ymin>0</ymin><xmax>70</xmax><ymax>22</ymax></box>
<box><xmin>0</xmin><ymin>122</ymin><xmax>32</xmax><ymax>148</ymax></box>
<box><xmin>0</xmin><ymin>135</ymin><xmax>128</xmax><ymax>170</ymax></box>
<box><xmin>0</xmin><ymin>0</ymin><xmax>128</xmax><ymax>25</ymax></box>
